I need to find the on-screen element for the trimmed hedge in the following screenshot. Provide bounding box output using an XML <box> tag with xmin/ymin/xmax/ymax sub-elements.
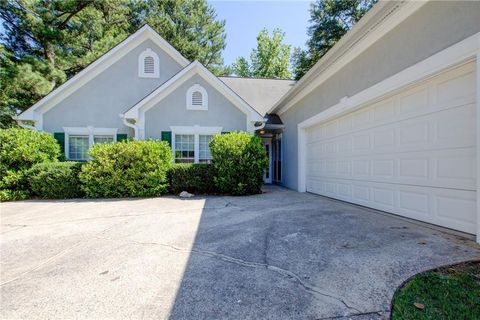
<box><xmin>168</xmin><ymin>163</ymin><xmax>216</xmax><ymax>194</ymax></box>
<box><xmin>79</xmin><ymin>140</ymin><xmax>172</xmax><ymax>198</ymax></box>
<box><xmin>209</xmin><ymin>132</ymin><xmax>268</xmax><ymax>195</ymax></box>
<box><xmin>0</xmin><ymin>128</ymin><xmax>60</xmax><ymax>201</ymax></box>
<box><xmin>29</xmin><ymin>162</ymin><xmax>83</xmax><ymax>199</ymax></box>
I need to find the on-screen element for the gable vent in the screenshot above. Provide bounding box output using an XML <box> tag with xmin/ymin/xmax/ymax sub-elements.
<box><xmin>192</xmin><ymin>91</ymin><xmax>203</xmax><ymax>106</ymax></box>
<box><xmin>144</xmin><ymin>56</ymin><xmax>155</xmax><ymax>74</ymax></box>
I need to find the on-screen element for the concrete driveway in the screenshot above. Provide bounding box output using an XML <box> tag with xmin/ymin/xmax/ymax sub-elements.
<box><xmin>1</xmin><ymin>186</ymin><xmax>479</xmax><ymax>319</ymax></box>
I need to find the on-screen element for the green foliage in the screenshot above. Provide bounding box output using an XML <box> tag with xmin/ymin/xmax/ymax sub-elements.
<box><xmin>391</xmin><ymin>262</ymin><xmax>480</xmax><ymax>320</ymax></box>
<box><xmin>231</xmin><ymin>57</ymin><xmax>251</xmax><ymax>77</ymax></box>
<box><xmin>231</xmin><ymin>28</ymin><xmax>292</xmax><ymax>79</ymax></box>
<box><xmin>0</xmin><ymin>0</ymin><xmax>226</xmax><ymax>127</ymax></box>
<box><xmin>168</xmin><ymin>163</ymin><xmax>216</xmax><ymax>194</ymax></box>
<box><xmin>209</xmin><ymin>132</ymin><xmax>268</xmax><ymax>195</ymax></box>
<box><xmin>0</xmin><ymin>128</ymin><xmax>60</xmax><ymax>200</ymax></box>
<box><xmin>79</xmin><ymin>140</ymin><xmax>172</xmax><ymax>198</ymax></box>
<box><xmin>292</xmin><ymin>0</ymin><xmax>377</xmax><ymax>80</ymax></box>
<box><xmin>28</xmin><ymin>161</ymin><xmax>83</xmax><ymax>199</ymax></box>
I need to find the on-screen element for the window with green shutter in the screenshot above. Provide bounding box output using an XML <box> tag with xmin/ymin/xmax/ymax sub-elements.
<box><xmin>53</xmin><ymin>132</ymin><xmax>65</xmax><ymax>154</ymax></box>
<box><xmin>116</xmin><ymin>133</ymin><xmax>128</xmax><ymax>142</ymax></box>
<box><xmin>161</xmin><ymin>131</ymin><xmax>172</xmax><ymax>146</ymax></box>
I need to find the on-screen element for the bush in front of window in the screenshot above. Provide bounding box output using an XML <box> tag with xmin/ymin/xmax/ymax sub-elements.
<box><xmin>209</xmin><ymin>132</ymin><xmax>268</xmax><ymax>196</ymax></box>
<box><xmin>0</xmin><ymin>128</ymin><xmax>61</xmax><ymax>201</ymax></box>
<box><xmin>79</xmin><ymin>140</ymin><xmax>172</xmax><ymax>198</ymax></box>
<box><xmin>28</xmin><ymin>162</ymin><xmax>84</xmax><ymax>199</ymax></box>
<box><xmin>167</xmin><ymin>163</ymin><xmax>216</xmax><ymax>194</ymax></box>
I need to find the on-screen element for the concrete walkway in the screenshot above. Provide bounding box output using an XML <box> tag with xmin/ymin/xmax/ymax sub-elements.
<box><xmin>1</xmin><ymin>186</ymin><xmax>479</xmax><ymax>319</ymax></box>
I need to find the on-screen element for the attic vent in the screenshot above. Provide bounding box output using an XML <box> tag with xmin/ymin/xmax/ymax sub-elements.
<box><xmin>192</xmin><ymin>91</ymin><xmax>203</xmax><ymax>106</ymax></box>
<box><xmin>138</xmin><ymin>48</ymin><xmax>159</xmax><ymax>78</ymax></box>
<box><xmin>144</xmin><ymin>56</ymin><xmax>155</xmax><ymax>74</ymax></box>
<box><xmin>187</xmin><ymin>84</ymin><xmax>208</xmax><ymax>110</ymax></box>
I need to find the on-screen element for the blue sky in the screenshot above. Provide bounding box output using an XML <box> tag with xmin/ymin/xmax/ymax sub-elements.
<box><xmin>210</xmin><ymin>1</ymin><xmax>312</xmax><ymax>66</ymax></box>
<box><xmin>0</xmin><ymin>1</ymin><xmax>312</xmax><ymax>67</ymax></box>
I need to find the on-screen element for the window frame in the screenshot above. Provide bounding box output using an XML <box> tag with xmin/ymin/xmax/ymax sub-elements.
<box><xmin>186</xmin><ymin>84</ymin><xmax>208</xmax><ymax>111</ymax></box>
<box><xmin>171</xmin><ymin>126</ymin><xmax>221</xmax><ymax>163</ymax></box>
<box><xmin>198</xmin><ymin>134</ymin><xmax>214</xmax><ymax>163</ymax></box>
<box><xmin>138</xmin><ymin>48</ymin><xmax>160</xmax><ymax>78</ymax></box>
<box><xmin>63</xmin><ymin>127</ymin><xmax>118</xmax><ymax>160</ymax></box>
<box><xmin>68</xmin><ymin>135</ymin><xmax>90</xmax><ymax>161</ymax></box>
<box><xmin>174</xmin><ymin>134</ymin><xmax>195</xmax><ymax>163</ymax></box>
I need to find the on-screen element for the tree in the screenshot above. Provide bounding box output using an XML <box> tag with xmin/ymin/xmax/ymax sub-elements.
<box><xmin>0</xmin><ymin>0</ymin><xmax>227</xmax><ymax>127</ymax></box>
<box><xmin>292</xmin><ymin>0</ymin><xmax>377</xmax><ymax>80</ymax></box>
<box><xmin>138</xmin><ymin>0</ymin><xmax>226</xmax><ymax>73</ymax></box>
<box><xmin>231</xmin><ymin>28</ymin><xmax>292</xmax><ymax>79</ymax></box>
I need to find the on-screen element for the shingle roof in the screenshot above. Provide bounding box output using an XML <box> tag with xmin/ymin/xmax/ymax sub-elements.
<box><xmin>219</xmin><ymin>76</ymin><xmax>296</xmax><ymax>116</ymax></box>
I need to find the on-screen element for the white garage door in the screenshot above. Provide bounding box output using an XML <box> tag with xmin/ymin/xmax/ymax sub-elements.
<box><xmin>305</xmin><ymin>62</ymin><xmax>477</xmax><ymax>234</ymax></box>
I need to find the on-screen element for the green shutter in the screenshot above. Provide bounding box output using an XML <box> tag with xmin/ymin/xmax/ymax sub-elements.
<box><xmin>161</xmin><ymin>131</ymin><xmax>172</xmax><ymax>146</ymax></box>
<box><xmin>116</xmin><ymin>133</ymin><xmax>128</xmax><ymax>142</ymax></box>
<box><xmin>53</xmin><ymin>132</ymin><xmax>65</xmax><ymax>154</ymax></box>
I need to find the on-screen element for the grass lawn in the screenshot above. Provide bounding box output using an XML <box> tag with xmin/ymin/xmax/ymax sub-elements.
<box><xmin>391</xmin><ymin>261</ymin><xmax>480</xmax><ymax>320</ymax></box>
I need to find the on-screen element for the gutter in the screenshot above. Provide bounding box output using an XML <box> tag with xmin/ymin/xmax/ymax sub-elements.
<box><xmin>120</xmin><ymin>114</ymin><xmax>138</xmax><ymax>139</ymax></box>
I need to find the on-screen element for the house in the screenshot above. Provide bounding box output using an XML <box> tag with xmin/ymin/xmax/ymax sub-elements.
<box><xmin>16</xmin><ymin>1</ymin><xmax>480</xmax><ymax>242</ymax></box>
<box><xmin>15</xmin><ymin>24</ymin><xmax>294</xmax><ymax>167</ymax></box>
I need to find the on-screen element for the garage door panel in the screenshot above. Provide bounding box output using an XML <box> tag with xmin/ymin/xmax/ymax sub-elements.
<box><xmin>305</xmin><ymin>61</ymin><xmax>476</xmax><ymax>234</ymax></box>
<box><xmin>307</xmin><ymin>103</ymin><xmax>476</xmax><ymax>159</ymax></box>
<box><xmin>307</xmin><ymin>148</ymin><xmax>475</xmax><ymax>190</ymax></box>
<box><xmin>307</xmin><ymin>177</ymin><xmax>476</xmax><ymax>234</ymax></box>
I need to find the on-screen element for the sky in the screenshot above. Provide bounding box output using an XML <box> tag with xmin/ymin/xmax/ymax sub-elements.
<box><xmin>209</xmin><ymin>1</ymin><xmax>312</xmax><ymax>66</ymax></box>
<box><xmin>0</xmin><ymin>1</ymin><xmax>312</xmax><ymax>67</ymax></box>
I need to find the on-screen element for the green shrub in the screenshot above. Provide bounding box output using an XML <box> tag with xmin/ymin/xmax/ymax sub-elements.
<box><xmin>28</xmin><ymin>162</ymin><xmax>83</xmax><ymax>199</ymax></box>
<box><xmin>0</xmin><ymin>128</ymin><xmax>60</xmax><ymax>201</ymax></box>
<box><xmin>79</xmin><ymin>140</ymin><xmax>172</xmax><ymax>198</ymax></box>
<box><xmin>168</xmin><ymin>163</ymin><xmax>216</xmax><ymax>194</ymax></box>
<box><xmin>209</xmin><ymin>132</ymin><xmax>268</xmax><ymax>195</ymax></box>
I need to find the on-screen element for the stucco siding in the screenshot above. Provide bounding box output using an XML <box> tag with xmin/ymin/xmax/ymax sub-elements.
<box><xmin>144</xmin><ymin>74</ymin><xmax>247</xmax><ymax>139</ymax></box>
<box><xmin>279</xmin><ymin>1</ymin><xmax>480</xmax><ymax>190</ymax></box>
<box><xmin>43</xmin><ymin>39</ymin><xmax>184</xmax><ymax>135</ymax></box>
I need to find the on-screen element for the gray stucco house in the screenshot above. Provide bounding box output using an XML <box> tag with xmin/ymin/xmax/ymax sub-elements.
<box><xmin>16</xmin><ymin>1</ymin><xmax>480</xmax><ymax>243</ymax></box>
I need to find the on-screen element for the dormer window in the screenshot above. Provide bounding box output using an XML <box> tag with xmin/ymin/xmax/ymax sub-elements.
<box><xmin>187</xmin><ymin>84</ymin><xmax>208</xmax><ymax>110</ymax></box>
<box><xmin>138</xmin><ymin>48</ymin><xmax>159</xmax><ymax>78</ymax></box>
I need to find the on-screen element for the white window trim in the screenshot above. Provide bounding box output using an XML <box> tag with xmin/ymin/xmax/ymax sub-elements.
<box><xmin>63</xmin><ymin>126</ymin><xmax>118</xmax><ymax>160</ymax></box>
<box><xmin>171</xmin><ymin>125</ymin><xmax>221</xmax><ymax>163</ymax></box>
<box><xmin>138</xmin><ymin>48</ymin><xmax>160</xmax><ymax>78</ymax></box>
<box><xmin>186</xmin><ymin>84</ymin><xmax>208</xmax><ymax>110</ymax></box>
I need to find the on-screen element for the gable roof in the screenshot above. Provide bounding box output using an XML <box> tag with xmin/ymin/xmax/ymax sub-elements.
<box><xmin>123</xmin><ymin>61</ymin><xmax>264</xmax><ymax>122</ymax></box>
<box><xmin>17</xmin><ymin>25</ymin><xmax>190</xmax><ymax>121</ymax></box>
<box><xmin>219</xmin><ymin>77</ymin><xmax>296</xmax><ymax>116</ymax></box>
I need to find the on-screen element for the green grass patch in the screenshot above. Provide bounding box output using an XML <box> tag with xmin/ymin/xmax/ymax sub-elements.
<box><xmin>391</xmin><ymin>261</ymin><xmax>480</xmax><ymax>320</ymax></box>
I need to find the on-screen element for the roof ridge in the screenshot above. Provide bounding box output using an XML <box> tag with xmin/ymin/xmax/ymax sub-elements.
<box><xmin>219</xmin><ymin>75</ymin><xmax>296</xmax><ymax>81</ymax></box>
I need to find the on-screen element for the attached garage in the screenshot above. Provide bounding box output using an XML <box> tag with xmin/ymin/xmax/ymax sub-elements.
<box><xmin>302</xmin><ymin>61</ymin><xmax>477</xmax><ymax>234</ymax></box>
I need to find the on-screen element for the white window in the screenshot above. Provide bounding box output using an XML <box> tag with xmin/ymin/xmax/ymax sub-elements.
<box><xmin>138</xmin><ymin>48</ymin><xmax>159</xmax><ymax>78</ymax></box>
<box><xmin>63</xmin><ymin>127</ymin><xmax>117</xmax><ymax>160</ymax></box>
<box><xmin>199</xmin><ymin>135</ymin><xmax>213</xmax><ymax>163</ymax></box>
<box><xmin>174</xmin><ymin>134</ymin><xmax>195</xmax><ymax>163</ymax></box>
<box><xmin>69</xmin><ymin>136</ymin><xmax>89</xmax><ymax>160</ymax></box>
<box><xmin>171</xmin><ymin>126</ymin><xmax>221</xmax><ymax>163</ymax></box>
<box><xmin>186</xmin><ymin>84</ymin><xmax>208</xmax><ymax>110</ymax></box>
<box><xmin>93</xmin><ymin>135</ymin><xmax>114</xmax><ymax>144</ymax></box>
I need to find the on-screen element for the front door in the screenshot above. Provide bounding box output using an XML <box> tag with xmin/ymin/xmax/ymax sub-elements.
<box><xmin>263</xmin><ymin>138</ymin><xmax>272</xmax><ymax>184</ymax></box>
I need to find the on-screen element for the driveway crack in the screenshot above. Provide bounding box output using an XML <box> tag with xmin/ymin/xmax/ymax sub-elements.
<box><xmin>95</xmin><ymin>236</ymin><xmax>362</xmax><ymax>313</ymax></box>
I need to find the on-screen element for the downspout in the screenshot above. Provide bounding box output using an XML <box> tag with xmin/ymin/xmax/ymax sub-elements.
<box><xmin>119</xmin><ymin>114</ymin><xmax>138</xmax><ymax>139</ymax></box>
<box><xmin>255</xmin><ymin>119</ymin><xmax>267</xmax><ymax>131</ymax></box>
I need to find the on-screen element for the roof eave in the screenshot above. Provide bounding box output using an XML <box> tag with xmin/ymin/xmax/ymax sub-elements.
<box><xmin>269</xmin><ymin>0</ymin><xmax>427</xmax><ymax>115</ymax></box>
